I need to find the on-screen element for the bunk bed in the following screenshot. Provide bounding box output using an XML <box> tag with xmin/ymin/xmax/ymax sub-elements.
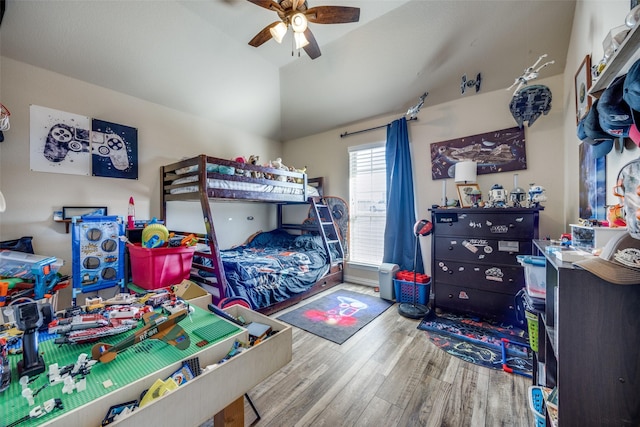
<box><xmin>161</xmin><ymin>154</ymin><xmax>344</xmax><ymax>315</ymax></box>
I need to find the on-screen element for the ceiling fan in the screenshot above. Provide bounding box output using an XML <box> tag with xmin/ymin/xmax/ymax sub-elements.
<box><xmin>247</xmin><ymin>0</ymin><xmax>360</xmax><ymax>60</ymax></box>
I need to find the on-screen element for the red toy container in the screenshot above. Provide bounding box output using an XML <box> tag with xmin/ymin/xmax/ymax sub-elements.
<box><xmin>128</xmin><ymin>244</ymin><xmax>196</xmax><ymax>290</ymax></box>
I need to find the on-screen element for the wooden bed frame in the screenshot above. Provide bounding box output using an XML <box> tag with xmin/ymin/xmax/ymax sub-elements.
<box><xmin>161</xmin><ymin>154</ymin><xmax>343</xmax><ymax>314</ymax></box>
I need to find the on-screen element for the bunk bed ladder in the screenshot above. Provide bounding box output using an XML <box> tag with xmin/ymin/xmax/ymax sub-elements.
<box><xmin>310</xmin><ymin>198</ymin><xmax>344</xmax><ymax>265</ymax></box>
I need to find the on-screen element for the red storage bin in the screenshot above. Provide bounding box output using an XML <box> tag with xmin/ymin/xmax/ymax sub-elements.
<box><xmin>128</xmin><ymin>244</ymin><xmax>196</xmax><ymax>290</ymax></box>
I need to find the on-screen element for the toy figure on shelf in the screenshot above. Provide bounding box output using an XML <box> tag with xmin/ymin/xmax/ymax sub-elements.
<box><xmin>528</xmin><ymin>184</ymin><xmax>547</xmax><ymax>208</ymax></box>
<box><xmin>469</xmin><ymin>188</ymin><xmax>482</xmax><ymax>208</ymax></box>
<box><xmin>487</xmin><ymin>184</ymin><xmax>508</xmax><ymax>208</ymax></box>
<box><xmin>510</xmin><ymin>173</ymin><xmax>526</xmax><ymax>207</ymax></box>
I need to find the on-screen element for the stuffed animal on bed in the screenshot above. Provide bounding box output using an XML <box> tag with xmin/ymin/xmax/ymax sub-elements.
<box><xmin>269</xmin><ymin>158</ymin><xmax>288</xmax><ymax>182</ymax></box>
<box><xmin>293</xmin><ymin>166</ymin><xmax>306</xmax><ymax>184</ymax></box>
<box><xmin>233</xmin><ymin>156</ymin><xmax>251</xmax><ymax>177</ymax></box>
<box><xmin>248</xmin><ymin>155</ymin><xmax>262</xmax><ymax>179</ymax></box>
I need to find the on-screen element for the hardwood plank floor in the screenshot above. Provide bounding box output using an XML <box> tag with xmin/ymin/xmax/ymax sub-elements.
<box><xmin>242</xmin><ymin>283</ymin><xmax>532</xmax><ymax>427</ymax></box>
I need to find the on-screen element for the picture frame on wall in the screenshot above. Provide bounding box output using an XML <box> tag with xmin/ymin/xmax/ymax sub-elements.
<box><xmin>575</xmin><ymin>55</ymin><xmax>592</xmax><ymax>124</ymax></box>
<box><xmin>456</xmin><ymin>183</ymin><xmax>480</xmax><ymax>208</ymax></box>
<box><xmin>578</xmin><ymin>143</ymin><xmax>606</xmax><ymax>220</ymax></box>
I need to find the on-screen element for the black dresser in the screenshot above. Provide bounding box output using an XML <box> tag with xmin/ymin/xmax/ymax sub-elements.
<box><xmin>430</xmin><ymin>207</ymin><xmax>540</xmax><ymax>324</ymax></box>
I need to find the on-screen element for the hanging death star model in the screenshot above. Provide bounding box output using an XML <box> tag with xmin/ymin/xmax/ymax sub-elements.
<box><xmin>507</xmin><ymin>54</ymin><xmax>554</xmax><ymax>128</ymax></box>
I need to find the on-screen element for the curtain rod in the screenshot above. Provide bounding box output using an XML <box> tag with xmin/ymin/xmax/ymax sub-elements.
<box><xmin>340</xmin><ymin>116</ymin><xmax>417</xmax><ymax>138</ymax></box>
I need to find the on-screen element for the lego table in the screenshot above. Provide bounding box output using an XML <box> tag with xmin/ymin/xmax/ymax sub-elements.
<box><xmin>1</xmin><ymin>301</ymin><xmax>292</xmax><ymax>427</ymax></box>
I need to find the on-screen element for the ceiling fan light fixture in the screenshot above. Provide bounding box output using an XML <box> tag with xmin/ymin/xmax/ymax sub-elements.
<box><xmin>291</xmin><ymin>12</ymin><xmax>308</xmax><ymax>33</ymax></box>
<box><xmin>294</xmin><ymin>31</ymin><xmax>309</xmax><ymax>49</ymax></box>
<box><xmin>270</xmin><ymin>22</ymin><xmax>287</xmax><ymax>43</ymax></box>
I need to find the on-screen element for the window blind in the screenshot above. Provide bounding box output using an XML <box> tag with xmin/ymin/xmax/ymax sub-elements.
<box><xmin>348</xmin><ymin>144</ymin><xmax>386</xmax><ymax>265</ymax></box>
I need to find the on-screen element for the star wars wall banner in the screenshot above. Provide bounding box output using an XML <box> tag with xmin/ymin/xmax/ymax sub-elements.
<box><xmin>29</xmin><ymin>105</ymin><xmax>138</xmax><ymax>179</ymax></box>
<box><xmin>430</xmin><ymin>126</ymin><xmax>527</xmax><ymax>180</ymax></box>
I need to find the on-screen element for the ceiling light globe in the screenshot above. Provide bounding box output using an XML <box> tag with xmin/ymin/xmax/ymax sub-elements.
<box><xmin>294</xmin><ymin>31</ymin><xmax>309</xmax><ymax>49</ymax></box>
<box><xmin>291</xmin><ymin>13</ymin><xmax>308</xmax><ymax>33</ymax></box>
<box><xmin>270</xmin><ymin>22</ymin><xmax>287</xmax><ymax>43</ymax></box>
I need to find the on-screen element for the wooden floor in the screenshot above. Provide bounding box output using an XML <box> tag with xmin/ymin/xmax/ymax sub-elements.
<box><xmin>241</xmin><ymin>283</ymin><xmax>532</xmax><ymax>427</ymax></box>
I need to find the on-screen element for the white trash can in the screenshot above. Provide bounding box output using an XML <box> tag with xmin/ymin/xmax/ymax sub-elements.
<box><xmin>378</xmin><ymin>263</ymin><xmax>399</xmax><ymax>301</ymax></box>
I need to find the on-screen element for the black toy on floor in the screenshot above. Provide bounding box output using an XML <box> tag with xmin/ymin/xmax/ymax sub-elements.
<box><xmin>15</xmin><ymin>302</ymin><xmax>46</xmax><ymax>377</ymax></box>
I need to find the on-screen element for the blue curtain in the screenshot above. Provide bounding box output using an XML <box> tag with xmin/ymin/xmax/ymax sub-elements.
<box><xmin>383</xmin><ymin>117</ymin><xmax>423</xmax><ymax>273</ymax></box>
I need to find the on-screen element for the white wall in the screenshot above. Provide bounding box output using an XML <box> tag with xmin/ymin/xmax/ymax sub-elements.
<box><xmin>1</xmin><ymin>1</ymin><xmax>637</xmax><ymax>288</ymax></box>
<box><xmin>0</xmin><ymin>58</ymin><xmax>283</xmax><ymax>275</ymax></box>
<box><xmin>564</xmin><ymin>1</ymin><xmax>640</xmax><ymax>225</ymax></box>
<box><xmin>284</xmin><ymin>74</ymin><xmax>566</xmax><ymax>285</ymax></box>
<box><xmin>285</xmin><ymin>0</ymin><xmax>640</xmax><ymax>286</ymax></box>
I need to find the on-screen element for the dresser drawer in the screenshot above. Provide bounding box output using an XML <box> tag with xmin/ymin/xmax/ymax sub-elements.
<box><xmin>433</xmin><ymin>236</ymin><xmax>533</xmax><ymax>266</ymax></box>
<box><xmin>433</xmin><ymin>260</ymin><xmax>524</xmax><ymax>294</ymax></box>
<box><xmin>433</xmin><ymin>210</ymin><xmax>537</xmax><ymax>239</ymax></box>
<box><xmin>434</xmin><ymin>283</ymin><xmax>518</xmax><ymax>323</ymax></box>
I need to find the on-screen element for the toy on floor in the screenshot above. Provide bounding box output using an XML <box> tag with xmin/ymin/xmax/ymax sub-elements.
<box><xmin>91</xmin><ymin>309</ymin><xmax>190</xmax><ymax>363</ymax></box>
<box><xmin>15</xmin><ymin>302</ymin><xmax>46</xmax><ymax>377</ymax></box>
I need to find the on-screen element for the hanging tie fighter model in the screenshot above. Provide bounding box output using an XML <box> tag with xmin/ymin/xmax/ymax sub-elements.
<box><xmin>461</xmin><ymin>73</ymin><xmax>482</xmax><ymax>95</ymax></box>
<box><xmin>507</xmin><ymin>54</ymin><xmax>555</xmax><ymax>96</ymax></box>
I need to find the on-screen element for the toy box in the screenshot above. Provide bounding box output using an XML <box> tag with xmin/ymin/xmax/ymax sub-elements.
<box><xmin>129</xmin><ymin>244</ymin><xmax>196</xmax><ymax>290</ymax></box>
<box><xmin>393</xmin><ymin>279</ymin><xmax>430</xmax><ymax>305</ymax></box>
<box><xmin>517</xmin><ymin>255</ymin><xmax>546</xmax><ymax>300</ymax></box>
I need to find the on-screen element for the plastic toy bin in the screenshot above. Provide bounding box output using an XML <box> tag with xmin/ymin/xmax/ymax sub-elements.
<box><xmin>517</xmin><ymin>255</ymin><xmax>546</xmax><ymax>299</ymax></box>
<box><xmin>393</xmin><ymin>279</ymin><xmax>430</xmax><ymax>304</ymax></box>
<box><xmin>128</xmin><ymin>244</ymin><xmax>196</xmax><ymax>290</ymax></box>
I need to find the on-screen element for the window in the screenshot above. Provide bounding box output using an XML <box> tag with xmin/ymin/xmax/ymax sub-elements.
<box><xmin>348</xmin><ymin>144</ymin><xmax>386</xmax><ymax>265</ymax></box>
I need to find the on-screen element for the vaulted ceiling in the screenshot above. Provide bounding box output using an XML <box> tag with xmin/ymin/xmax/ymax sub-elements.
<box><xmin>0</xmin><ymin>0</ymin><xmax>576</xmax><ymax>141</ymax></box>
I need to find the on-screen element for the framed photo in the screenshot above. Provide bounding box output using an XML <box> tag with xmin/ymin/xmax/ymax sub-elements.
<box><xmin>575</xmin><ymin>55</ymin><xmax>592</xmax><ymax>124</ymax></box>
<box><xmin>456</xmin><ymin>183</ymin><xmax>480</xmax><ymax>208</ymax></box>
<box><xmin>62</xmin><ymin>206</ymin><xmax>108</xmax><ymax>220</ymax></box>
<box><xmin>578</xmin><ymin>143</ymin><xmax>606</xmax><ymax>220</ymax></box>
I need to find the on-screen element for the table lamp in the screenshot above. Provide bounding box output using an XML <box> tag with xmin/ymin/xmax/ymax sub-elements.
<box><xmin>455</xmin><ymin>161</ymin><xmax>477</xmax><ymax>184</ymax></box>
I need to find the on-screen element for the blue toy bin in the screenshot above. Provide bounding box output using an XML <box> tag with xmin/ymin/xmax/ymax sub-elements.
<box><xmin>393</xmin><ymin>279</ymin><xmax>430</xmax><ymax>304</ymax></box>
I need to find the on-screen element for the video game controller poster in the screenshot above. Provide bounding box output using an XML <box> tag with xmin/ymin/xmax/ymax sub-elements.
<box><xmin>91</xmin><ymin>119</ymin><xmax>138</xmax><ymax>180</ymax></box>
<box><xmin>29</xmin><ymin>105</ymin><xmax>138</xmax><ymax>179</ymax></box>
<box><xmin>30</xmin><ymin>104</ymin><xmax>92</xmax><ymax>176</ymax></box>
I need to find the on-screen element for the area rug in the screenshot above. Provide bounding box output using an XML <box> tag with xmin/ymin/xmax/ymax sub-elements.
<box><xmin>418</xmin><ymin>311</ymin><xmax>533</xmax><ymax>376</ymax></box>
<box><xmin>276</xmin><ymin>290</ymin><xmax>393</xmax><ymax>344</ymax></box>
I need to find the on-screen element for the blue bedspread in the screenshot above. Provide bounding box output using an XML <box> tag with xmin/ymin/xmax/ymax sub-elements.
<box><xmin>199</xmin><ymin>230</ymin><xmax>332</xmax><ymax>309</ymax></box>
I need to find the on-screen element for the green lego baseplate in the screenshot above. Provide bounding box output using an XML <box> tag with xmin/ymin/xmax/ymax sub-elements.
<box><xmin>1</xmin><ymin>305</ymin><xmax>241</xmax><ymax>426</ymax></box>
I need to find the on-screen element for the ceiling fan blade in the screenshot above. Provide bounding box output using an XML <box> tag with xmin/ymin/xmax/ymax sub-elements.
<box><xmin>303</xmin><ymin>28</ymin><xmax>321</xmax><ymax>60</ymax></box>
<box><xmin>305</xmin><ymin>6</ymin><xmax>360</xmax><ymax>24</ymax></box>
<box><xmin>248</xmin><ymin>22</ymin><xmax>280</xmax><ymax>47</ymax></box>
<box><xmin>247</xmin><ymin>0</ymin><xmax>284</xmax><ymax>13</ymax></box>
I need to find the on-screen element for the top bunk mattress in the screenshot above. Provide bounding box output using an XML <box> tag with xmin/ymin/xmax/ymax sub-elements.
<box><xmin>170</xmin><ymin>173</ymin><xmax>320</xmax><ymax>197</ymax></box>
<box><xmin>163</xmin><ymin>156</ymin><xmax>321</xmax><ymax>201</ymax></box>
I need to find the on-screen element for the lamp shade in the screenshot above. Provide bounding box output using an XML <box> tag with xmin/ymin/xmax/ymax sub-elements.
<box><xmin>270</xmin><ymin>22</ymin><xmax>287</xmax><ymax>44</ymax></box>
<box><xmin>294</xmin><ymin>31</ymin><xmax>309</xmax><ymax>49</ymax></box>
<box><xmin>454</xmin><ymin>161</ymin><xmax>477</xmax><ymax>183</ymax></box>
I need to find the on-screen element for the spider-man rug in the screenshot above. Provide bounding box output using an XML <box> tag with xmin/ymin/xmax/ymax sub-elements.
<box><xmin>418</xmin><ymin>311</ymin><xmax>533</xmax><ymax>376</ymax></box>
